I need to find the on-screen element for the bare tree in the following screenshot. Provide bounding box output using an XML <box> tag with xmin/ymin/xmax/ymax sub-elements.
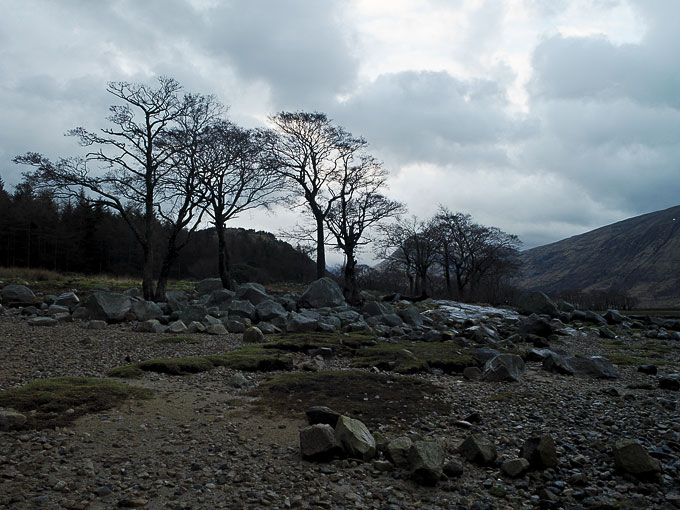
<box><xmin>326</xmin><ymin>153</ymin><xmax>404</xmax><ymax>303</ymax></box>
<box><xmin>433</xmin><ymin>207</ymin><xmax>521</xmax><ymax>300</ymax></box>
<box><xmin>377</xmin><ymin>216</ymin><xmax>439</xmax><ymax>297</ymax></box>
<box><xmin>15</xmin><ymin>77</ymin><xmax>208</xmax><ymax>300</ymax></box>
<box><xmin>267</xmin><ymin>112</ymin><xmax>364</xmax><ymax>279</ymax></box>
<box><xmin>196</xmin><ymin>121</ymin><xmax>283</xmax><ymax>289</ymax></box>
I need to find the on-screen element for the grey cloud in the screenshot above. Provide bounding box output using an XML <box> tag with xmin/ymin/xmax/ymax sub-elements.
<box><xmin>331</xmin><ymin>70</ymin><xmax>535</xmax><ymax>167</ymax></box>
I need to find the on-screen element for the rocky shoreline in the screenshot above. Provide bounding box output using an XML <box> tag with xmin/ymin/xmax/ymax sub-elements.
<box><xmin>1</xmin><ymin>279</ymin><xmax>679</xmax><ymax>509</ymax></box>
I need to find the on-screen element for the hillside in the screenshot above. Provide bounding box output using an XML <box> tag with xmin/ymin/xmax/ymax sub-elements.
<box><xmin>518</xmin><ymin>205</ymin><xmax>680</xmax><ymax>308</ymax></box>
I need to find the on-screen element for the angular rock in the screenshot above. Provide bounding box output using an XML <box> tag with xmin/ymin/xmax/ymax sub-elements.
<box><xmin>398</xmin><ymin>305</ymin><xmax>424</xmax><ymax>327</ymax></box>
<box><xmin>83</xmin><ymin>291</ymin><xmax>131</xmax><ymax>322</ymax></box>
<box><xmin>135</xmin><ymin>320</ymin><xmax>164</xmax><ymax>333</ymax></box>
<box><xmin>458</xmin><ymin>434</ymin><xmax>497</xmax><ymax>465</ymax></box>
<box><xmin>482</xmin><ymin>354</ymin><xmax>525</xmax><ymax>383</ymax></box>
<box><xmin>604</xmin><ymin>309</ymin><xmax>626</xmax><ymax>325</ymax></box>
<box><xmin>334</xmin><ymin>415</ymin><xmax>376</xmax><ymax>461</ymax></box>
<box><xmin>542</xmin><ymin>352</ymin><xmax>575</xmax><ymax>375</ymax></box>
<box><xmin>0</xmin><ymin>409</ymin><xmax>27</xmax><ymax>431</ymax></box>
<box><xmin>637</xmin><ymin>364</ymin><xmax>657</xmax><ymax>375</ymax></box>
<box><xmin>55</xmin><ymin>291</ymin><xmax>79</xmax><ymax>310</ymax></box>
<box><xmin>47</xmin><ymin>304</ymin><xmax>70</xmax><ymax>316</ymax></box>
<box><xmin>225</xmin><ymin>320</ymin><xmax>246</xmax><ymax>334</ymax></box>
<box><xmin>386</xmin><ymin>436</ymin><xmax>413</xmax><ymax>467</ymax></box>
<box><xmin>568</xmin><ymin>356</ymin><xmax>618</xmax><ymax>379</ymax></box>
<box><xmin>518</xmin><ymin>314</ymin><xmax>554</xmax><ymax>338</ymax></box>
<box><xmin>206</xmin><ymin>289</ymin><xmax>235</xmax><ymax>309</ymax></box>
<box><xmin>87</xmin><ymin>320</ymin><xmax>107</xmax><ymax>330</ymax></box>
<box><xmin>584</xmin><ymin>310</ymin><xmax>607</xmax><ymax>325</ymax></box>
<box><xmin>474</xmin><ymin>348</ymin><xmax>501</xmax><ymax>365</ymax></box>
<box><xmin>443</xmin><ymin>459</ymin><xmax>465</xmax><ymax>478</ymax></box>
<box><xmin>501</xmin><ymin>458</ymin><xmax>530</xmax><ymax>478</ymax></box>
<box><xmin>305</xmin><ymin>406</ymin><xmax>341</xmax><ymax>427</ymax></box>
<box><xmin>228</xmin><ymin>300</ymin><xmax>256</xmax><ymax>320</ymax></box>
<box><xmin>463</xmin><ymin>366</ymin><xmax>482</xmax><ymax>381</ymax></box>
<box><xmin>518</xmin><ymin>291</ymin><xmax>559</xmax><ymax>318</ymax></box>
<box><xmin>206</xmin><ymin>323</ymin><xmax>227</xmax><ymax>335</ymax></box>
<box><xmin>243</xmin><ymin>326</ymin><xmax>264</xmax><ymax>343</ymax></box>
<box><xmin>659</xmin><ymin>375</ymin><xmax>680</xmax><ymax>391</ymax></box>
<box><xmin>286</xmin><ymin>312</ymin><xmax>318</xmax><ymax>333</ymax></box>
<box><xmin>186</xmin><ymin>321</ymin><xmax>206</xmax><ymax>333</ymax></box>
<box><xmin>179</xmin><ymin>304</ymin><xmax>208</xmax><ymax>324</ymax></box>
<box><xmin>167</xmin><ymin>320</ymin><xmax>188</xmax><ymax>334</ymax></box>
<box><xmin>1</xmin><ymin>284</ymin><xmax>35</xmax><ymax>304</ymax></box>
<box><xmin>131</xmin><ymin>300</ymin><xmax>163</xmax><ymax>322</ymax></box>
<box><xmin>613</xmin><ymin>439</ymin><xmax>661</xmax><ymax>477</ymax></box>
<box><xmin>521</xmin><ymin>434</ymin><xmax>558</xmax><ymax>469</ymax></box>
<box><xmin>299</xmin><ymin>277</ymin><xmax>346</xmax><ymax>309</ymax></box>
<box><xmin>408</xmin><ymin>440</ymin><xmax>445</xmax><ymax>486</ymax></box>
<box><xmin>300</xmin><ymin>424</ymin><xmax>341</xmax><ymax>461</ymax></box>
<box><xmin>235</xmin><ymin>283</ymin><xmax>270</xmax><ymax>306</ymax></box>
<box><xmin>166</xmin><ymin>291</ymin><xmax>188</xmax><ymax>312</ymax></box>
<box><xmin>256</xmin><ymin>300</ymin><xmax>288</xmax><ymax>322</ymax></box>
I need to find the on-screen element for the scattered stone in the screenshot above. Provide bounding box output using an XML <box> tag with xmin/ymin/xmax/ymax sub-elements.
<box><xmin>612</xmin><ymin>439</ymin><xmax>662</xmax><ymax>478</ymax></box>
<box><xmin>659</xmin><ymin>375</ymin><xmax>680</xmax><ymax>391</ymax></box>
<box><xmin>463</xmin><ymin>366</ymin><xmax>482</xmax><ymax>380</ymax></box>
<box><xmin>243</xmin><ymin>326</ymin><xmax>264</xmax><ymax>343</ymax></box>
<box><xmin>131</xmin><ymin>300</ymin><xmax>163</xmax><ymax>322</ymax></box>
<box><xmin>167</xmin><ymin>320</ymin><xmax>188</xmax><ymax>334</ymax></box>
<box><xmin>482</xmin><ymin>354</ymin><xmax>525</xmax><ymax>383</ymax></box>
<box><xmin>300</xmin><ymin>424</ymin><xmax>341</xmax><ymax>461</ymax></box>
<box><xmin>135</xmin><ymin>319</ymin><xmax>164</xmax><ymax>333</ymax></box>
<box><xmin>521</xmin><ymin>434</ymin><xmax>558</xmax><ymax>469</ymax></box>
<box><xmin>195</xmin><ymin>278</ymin><xmax>224</xmax><ymax>295</ymax></box>
<box><xmin>458</xmin><ymin>434</ymin><xmax>497</xmax><ymax>465</ymax></box>
<box><xmin>235</xmin><ymin>282</ymin><xmax>271</xmax><ymax>306</ymax></box>
<box><xmin>299</xmin><ymin>277</ymin><xmax>346</xmax><ymax>308</ymax></box>
<box><xmin>443</xmin><ymin>459</ymin><xmax>464</xmax><ymax>478</ymax></box>
<box><xmin>386</xmin><ymin>436</ymin><xmax>413</xmax><ymax>467</ymax></box>
<box><xmin>334</xmin><ymin>416</ymin><xmax>376</xmax><ymax>461</ymax></box>
<box><xmin>306</xmin><ymin>406</ymin><xmax>341</xmax><ymax>428</ymax></box>
<box><xmin>86</xmin><ymin>320</ymin><xmax>107</xmax><ymax>330</ymax></box>
<box><xmin>0</xmin><ymin>408</ymin><xmax>27</xmax><ymax>431</ymax></box>
<box><xmin>27</xmin><ymin>317</ymin><xmax>58</xmax><ymax>327</ymax></box>
<box><xmin>1</xmin><ymin>284</ymin><xmax>35</xmax><ymax>304</ymax></box>
<box><xmin>637</xmin><ymin>364</ymin><xmax>657</xmax><ymax>375</ymax></box>
<box><xmin>518</xmin><ymin>291</ymin><xmax>559</xmax><ymax>318</ymax></box>
<box><xmin>501</xmin><ymin>458</ymin><xmax>530</xmax><ymax>478</ymax></box>
<box><xmin>518</xmin><ymin>314</ymin><xmax>554</xmax><ymax>338</ymax></box>
<box><xmin>206</xmin><ymin>323</ymin><xmax>227</xmax><ymax>335</ymax></box>
<box><xmin>408</xmin><ymin>440</ymin><xmax>445</xmax><ymax>486</ymax></box>
<box><xmin>83</xmin><ymin>291</ymin><xmax>131</xmax><ymax>322</ymax></box>
<box><xmin>603</xmin><ymin>309</ymin><xmax>626</xmax><ymax>325</ymax></box>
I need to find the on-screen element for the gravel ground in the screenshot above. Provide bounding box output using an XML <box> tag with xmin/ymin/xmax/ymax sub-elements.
<box><xmin>1</xmin><ymin>313</ymin><xmax>679</xmax><ymax>510</ymax></box>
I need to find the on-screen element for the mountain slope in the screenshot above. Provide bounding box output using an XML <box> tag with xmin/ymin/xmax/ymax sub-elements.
<box><xmin>518</xmin><ymin>205</ymin><xmax>680</xmax><ymax>308</ymax></box>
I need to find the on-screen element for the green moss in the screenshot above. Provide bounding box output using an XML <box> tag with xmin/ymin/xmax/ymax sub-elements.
<box><xmin>156</xmin><ymin>336</ymin><xmax>201</xmax><ymax>345</ymax></box>
<box><xmin>249</xmin><ymin>370</ymin><xmax>448</xmax><ymax>428</ymax></box>
<box><xmin>605</xmin><ymin>353</ymin><xmax>668</xmax><ymax>366</ymax></box>
<box><xmin>0</xmin><ymin>376</ymin><xmax>153</xmax><ymax>429</ymax></box>
<box><xmin>107</xmin><ymin>365</ymin><xmax>144</xmax><ymax>379</ymax></box>
<box><xmin>352</xmin><ymin>341</ymin><xmax>478</xmax><ymax>374</ymax></box>
<box><xmin>265</xmin><ymin>331</ymin><xmax>376</xmax><ymax>356</ymax></box>
<box><xmin>137</xmin><ymin>356</ymin><xmax>216</xmax><ymax>375</ymax></box>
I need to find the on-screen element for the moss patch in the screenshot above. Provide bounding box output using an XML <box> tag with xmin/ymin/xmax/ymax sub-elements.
<box><xmin>0</xmin><ymin>377</ymin><xmax>153</xmax><ymax>429</ymax></box>
<box><xmin>604</xmin><ymin>353</ymin><xmax>668</xmax><ymax>366</ymax></box>
<box><xmin>249</xmin><ymin>370</ymin><xmax>448</xmax><ymax>427</ymax></box>
<box><xmin>353</xmin><ymin>341</ymin><xmax>478</xmax><ymax>374</ymax></box>
<box><xmin>265</xmin><ymin>331</ymin><xmax>377</xmax><ymax>356</ymax></box>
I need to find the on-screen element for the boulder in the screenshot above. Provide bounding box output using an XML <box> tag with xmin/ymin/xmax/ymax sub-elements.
<box><xmin>521</xmin><ymin>434</ymin><xmax>558</xmax><ymax>469</ymax></box>
<box><xmin>228</xmin><ymin>300</ymin><xmax>256</xmax><ymax>320</ymax></box>
<box><xmin>131</xmin><ymin>300</ymin><xmax>163</xmax><ymax>322</ymax></box>
<box><xmin>206</xmin><ymin>323</ymin><xmax>227</xmax><ymax>335</ymax></box>
<box><xmin>386</xmin><ymin>436</ymin><xmax>413</xmax><ymax>467</ymax></box>
<box><xmin>299</xmin><ymin>277</ymin><xmax>346</xmax><ymax>308</ymax></box>
<box><xmin>135</xmin><ymin>320</ymin><xmax>164</xmax><ymax>333</ymax></box>
<box><xmin>243</xmin><ymin>326</ymin><xmax>264</xmax><ymax>343</ymax></box>
<box><xmin>501</xmin><ymin>458</ymin><xmax>530</xmax><ymax>478</ymax></box>
<box><xmin>463</xmin><ymin>366</ymin><xmax>482</xmax><ymax>380</ymax></box>
<box><xmin>518</xmin><ymin>314</ymin><xmax>554</xmax><ymax>338</ymax></box>
<box><xmin>408</xmin><ymin>440</ymin><xmax>445</xmax><ymax>486</ymax></box>
<box><xmin>256</xmin><ymin>300</ymin><xmax>288</xmax><ymax>322</ymax></box>
<box><xmin>47</xmin><ymin>304</ymin><xmax>70</xmax><ymax>316</ymax></box>
<box><xmin>179</xmin><ymin>304</ymin><xmax>208</xmax><ymax>324</ymax></box>
<box><xmin>0</xmin><ymin>409</ymin><xmax>27</xmax><ymax>431</ymax></box>
<box><xmin>286</xmin><ymin>312</ymin><xmax>318</xmax><ymax>333</ymax></box>
<box><xmin>518</xmin><ymin>291</ymin><xmax>559</xmax><ymax>318</ymax></box>
<box><xmin>568</xmin><ymin>356</ymin><xmax>618</xmax><ymax>379</ymax></box>
<box><xmin>1</xmin><ymin>284</ymin><xmax>35</xmax><ymax>304</ymax></box>
<box><xmin>187</xmin><ymin>321</ymin><xmax>206</xmax><ymax>333</ymax></box>
<box><xmin>87</xmin><ymin>320</ymin><xmax>107</xmax><ymax>330</ymax></box>
<box><xmin>613</xmin><ymin>439</ymin><xmax>661</xmax><ymax>478</ymax></box>
<box><xmin>474</xmin><ymin>348</ymin><xmax>501</xmax><ymax>365</ymax></box>
<box><xmin>659</xmin><ymin>375</ymin><xmax>680</xmax><ymax>391</ymax></box>
<box><xmin>83</xmin><ymin>291</ymin><xmax>131</xmax><ymax>322</ymax></box>
<box><xmin>398</xmin><ymin>305</ymin><xmax>424</xmax><ymax>327</ymax></box>
<box><xmin>235</xmin><ymin>283</ymin><xmax>270</xmax><ymax>306</ymax></box>
<box><xmin>604</xmin><ymin>309</ymin><xmax>626</xmax><ymax>325</ymax></box>
<box><xmin>55</xmin><ymin>291</ymin><xmax>79</xmax><ymax>310</ymax></box>
<box><xmin>206</xmin><ymin>289</ymin><xmax>235</xmax><ymax>309</ymax></box>
<box><xmin>334</xmin><ymin>416</ymin><xmax>376</xmax><ymax>461</ymax></box>
<box><xmin>167</xmin><ymin>320</ymin><xmax>188</xmax><ymax>334</ymax></box>
<box><xmin>482</xmin><ymin>354</ymin><xmax>525</xmax><ymax>383</ymax></box>
<box><xmin>584</xmin><ymin>310</ymin><xmax>607</xmax><ymax>325</ymax></box>
<box><xmin>458</xmin><ymin>434</ymin><xmax>497</xmax><ymax>465</ymax></box>
<box><xmin>362</xmin><ymin>300</ymin><xmax>393</xmax><ymax>317</ymax></box>
<box><xmin>225</xmin><ymin>320</ymin><xmax>246</xmax><ymax>334</ymax></box>
<box><xmin>166</xmin><ymin>291</ymin><xmax>189</xmax><ymax>312</ymax></box>
<box><xmin>195</xmin><ymin>278</ymin><xmax>224</xmax><ymax>295</ymax></box>
<box><xmin>300</xmin><ymin>424</ymin><xmax>341</xmax><ymax>461</ymax></box>
<box><xmin>123</xmin><ymin>288</ymin><xmax>143</xmax><ymax>298</ymax></box>
<box><xmin>305</xmin><ymin>406</ymin><xmax>341</xmax><ymax>428</ymax></box>
<box><xmin>542</xmin><ymin>352</ymin><xmax>575</xmax><ymax>376</ymax></box>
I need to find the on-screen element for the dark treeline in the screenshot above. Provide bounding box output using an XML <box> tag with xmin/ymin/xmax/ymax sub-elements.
<box><xmin>0</xmin><ymin>177</ymin><xmax>315</xmax><ymax>283</ymax></box>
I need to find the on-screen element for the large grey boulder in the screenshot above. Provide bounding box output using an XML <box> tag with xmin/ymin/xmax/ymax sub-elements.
<box><xmin>228</xmin><ymin>300</ymin><xmax>256</xmax><ymax>320</ymax></box>
<box><xmin>604</xmin><ymin>309</ymin><xmax>626</xmax><ymax>325</ymax></box>
<box><xmin>206</xmin><ymin>289</ymin><xmax>235</xmax><ymax>309</ymax></box>
<box><xmin>300</xmin><ymin>424</ymin><xmax>341</xmax><ymax>461</ymax></box>
<box><xmin>2</xmin><ymin>284</ymin><xmax>35</xmax><ymax>304</ymax></box>
<box><xmin>518</xmin><ymin>291</ymin><xmax>559</xmax><ymax>318</ymax></box>
<box><xmin>195</xmin><ymin>278</ymin><xmax>224</xmax><ymax>295</ymax></box>
<box><xmin>398</xmin><ymin>305</ymin><xmax>424</xmax><ymax>327</ymax></box>
<box><xmin>179</xmin><ymin>304</ymin><xmax>208</xmax><ymax>324</ymax></box>
<box><xmin>299</xmin><ymin>277</ymin><xmax>346</xmax><ymax>308</ymax></box>
<box><xmin>235</xmin><ymin>283</ymin><xmax>270</xmax><ymax>306</ymax></box>
<box><xmin>305</xmin><ymin>406</ymin><xmax>341</xmax><ymax>428</ymax></box>
<box><xmin>542</xmin><ymin>352</ymin><xmax>575</xmax><ymax>375</ymax></box>
<box><xmin>613</xmin><ymin>439</ymin><xmax>661</xmax><ymax>478</ymax></box>
<box><xmin>386</xmin><ymin>436</ymin><xmax>413</xmax><ymax>467</ymax></box>
<box><xmin>568</xmin><ymin>355</ymin><xmax>618</xmax><ymax>379</ymax></box>
<box><xmin>167</xmin><ymin>320</ymin><xmax>188</xmax><ymax>334</ymax></box>
<box><xmin>243</xmin><ymin>326</ymin><xmax>264</xmax><ymax>343</ymax></box>
<box><xmin>286</xmin><ymin>312</ymin><xmax>318</xmax><ymax>333</ymax></box>
<box><xmin>135</xmin><ymin>320</ymin><xmax>165</xmax><ymax>333</ymax></box>
<box><xmin>83</xmin><ymin>291</ymin><xmax>131</xmax><ymax>322</ymax></box>
<box><xmin>131</xmin><ymin>300</ymin><xmax>163</xmax><ymax>322</ymax></box>
<box><xmin>482</xmin><ymin>354</ymin><xmax>525</xmax><ymax>383</ymax></box>
<box><xmin>256</xmin><ymin>300</ymin><xmax>288</xmax><ymax>322</ymax></box>
<box><xmin>334</xmin><ymin>416</ymin><xmax>376</xmax><ymax>461</ymax></box>
<box><xmin>518</xmin><ymin>314</ymin><xmax>554</xmax><ymax>338</ymax></box>
<box><xmin>408</xmin><ymin>440</ymin><xmax>445</xmax><ymax>486</ymax></box>
<box><xmin>166</xmin><ymin>291</ymin><xmax>189</xmax><ymax>312</ymax></box>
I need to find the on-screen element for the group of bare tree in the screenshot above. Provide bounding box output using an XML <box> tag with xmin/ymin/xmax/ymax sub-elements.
<box><xmin>377</xmin><ymin>207</ymin><xmax>521</xmax><ymax>302</ymax></box>
<box><xmin>14</xmin><ymin>77</ymin><xmax>403</xmax><ymax>303</ymax></box>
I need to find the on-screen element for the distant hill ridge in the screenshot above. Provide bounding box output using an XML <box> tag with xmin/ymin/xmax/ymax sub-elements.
<box><xmin>518</xmin><ymin>205</ymin><xmax>680</xmax><ymax>308</ymax></box>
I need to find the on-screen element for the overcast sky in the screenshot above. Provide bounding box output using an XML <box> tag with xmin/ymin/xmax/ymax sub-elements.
<box><xmin>1</xmin><ymin>0</ymin><xmax>678</xmax><ymax>265</ymax></box>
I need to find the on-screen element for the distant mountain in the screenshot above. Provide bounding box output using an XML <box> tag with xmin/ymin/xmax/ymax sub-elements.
<box><xmin>518</xmin><ymin>205</ymin><xmax>680</xmax><ymax>308</ymax></box>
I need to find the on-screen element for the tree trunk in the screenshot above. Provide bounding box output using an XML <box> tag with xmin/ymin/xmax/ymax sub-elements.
<box><xmin>343</xmin><ymin>252</ymin><xmax>358</xmax><ymax>304</ymax></box>
<box><xmin>315</xmin><ymin>215</ymin><xmax>326</xmax><ymax>279</ymax></box>
<box><xmin>216</xmin><ymin>221</ymin><xmax>232</xmax><ymax>290</ymax></box>
<box><xmin>443</xmin><ymin>244</ymin><xmax>452</xmax><ymax>298</ymax></box>
<box><xmin>142</xmin><ymin>243</ymin><xmax>155</xmax><ymax>300</ymax></box>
